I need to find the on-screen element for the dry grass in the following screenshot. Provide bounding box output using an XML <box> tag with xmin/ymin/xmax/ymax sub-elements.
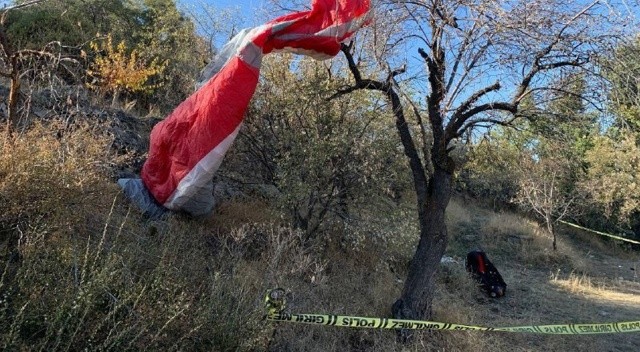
<box><xmin>551</xmin><ymin>271</ymin><xmax>640</xmax><ymax>306</ymax></box>
<box><xmin>446</xmin><ymin>197</ymin><xmax>473</xmax><ymax>231</ymax></box>
<box><xmin>0</xmin><ymin>122</ymin><xmax>638</xmax><ymax>351</ymax></box>
<box><xmin>439</xmin><ymin>200</ymin><xmax>640</xmax><ymax>352</ymax></box>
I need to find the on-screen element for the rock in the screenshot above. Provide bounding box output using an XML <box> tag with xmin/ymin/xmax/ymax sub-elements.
<box><xmin>440</xmin><ymin>255</ymin><xmax>458</xmax><ymax>264</ymax></box>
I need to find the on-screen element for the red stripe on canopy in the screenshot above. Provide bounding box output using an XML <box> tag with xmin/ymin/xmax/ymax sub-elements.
<box><xmin>142</xmin><ymin>57</ymin><xmax>259</xmax><ymax>204</ymax></box>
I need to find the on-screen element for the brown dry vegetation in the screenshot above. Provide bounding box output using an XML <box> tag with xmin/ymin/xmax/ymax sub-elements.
<box><xmin>0</xmin><ymin>122</ymin><xmax>638</xmax><ymax>351</ymax></box>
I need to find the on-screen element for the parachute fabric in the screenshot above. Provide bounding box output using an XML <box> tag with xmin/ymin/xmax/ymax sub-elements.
<box><xmin>120</xmin><ymin>0</ymin><xmax>371</xmax><ymax>217</ymax></box>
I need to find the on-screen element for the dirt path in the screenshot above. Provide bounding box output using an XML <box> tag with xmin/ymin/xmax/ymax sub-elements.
<box><xmin>444</xmin><ymin>203</ymin><xmax>640</xmax><ymax>351</ymax></box>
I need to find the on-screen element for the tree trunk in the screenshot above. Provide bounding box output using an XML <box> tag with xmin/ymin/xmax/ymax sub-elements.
<box><xmin>547</xmin><ymin>216</ymin><xmax>556</xmax><ymax>250</ymax></box>
<box><xmin>393</xmin><ymin>166</ymin><xmax>452</xmax><ymax>329</ymax></box>
<box><xmin>8</xmin><ymin>69</ymin><xmax>20</xmax><ymax>126</ymax></box>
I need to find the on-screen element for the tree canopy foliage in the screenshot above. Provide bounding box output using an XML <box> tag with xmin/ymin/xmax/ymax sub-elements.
<box><xmin>225</xmin><ymin>54</ymin><xmax>409</xmax><ymax>237</ymax></box>
<box><xmin>605</xmin><ymin>36</ymin><xmax>640</xmax><ymax>132</ymax></box>
<box><xmin>4</xmin><ymin>0</ymin><xmax>208</xmax><ymax>112</ymax></box>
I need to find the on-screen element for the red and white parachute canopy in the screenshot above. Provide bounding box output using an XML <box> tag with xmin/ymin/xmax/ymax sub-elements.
<box><xmin>119</xmin><ymin>0</ymin><xmax>371</xmax><ymax>217</ymax></box>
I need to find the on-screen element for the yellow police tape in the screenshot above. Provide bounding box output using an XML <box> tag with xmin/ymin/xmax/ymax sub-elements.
<box><xmin>265</xmin><ymin>290</ymin><xmax>640</xmax><ymax>334</ymax></box>
<box><xmin>559</xmin><ymin>220</ymin><xmax>640</xmax><ymax>245</ymax></box>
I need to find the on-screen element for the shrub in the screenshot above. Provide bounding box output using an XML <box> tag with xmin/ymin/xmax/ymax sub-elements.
<box><xmin>87</xmin><ymin>35</ymin><xmax>167</xmax><ymax>107</ymax></box>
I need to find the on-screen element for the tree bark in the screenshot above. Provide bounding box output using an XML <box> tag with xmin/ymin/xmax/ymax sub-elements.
<box><xmin>336</xmin><ymin>43</ymin><xmax>454</xmax><ymax>328</ymax></box>
<box><xmin>547</xmin><ymin>216</ymin><xmax>557</xmax><ymax>250</ymax></box>
<box><xmin>8</xmin><ymin>67</ymin><xmax>20</xmax><ymax>126</ymax></box>
<box><xmin>392</xmin><ymin>166</ymin><xmax>452</xmax><ymax>325</ymax></box>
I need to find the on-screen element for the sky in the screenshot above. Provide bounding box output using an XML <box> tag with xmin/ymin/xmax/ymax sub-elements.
<box><xmin>192</xmin><ymin>0</ymin><xmax>264</xmax><ymax>11</ymax></box>
<box><xmin>178</xmin><ymin>0</ymin><xmax>275</xmax><ymax>27</ymax></box>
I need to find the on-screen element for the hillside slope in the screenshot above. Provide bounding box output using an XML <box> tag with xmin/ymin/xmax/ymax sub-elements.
<box><xmin>265</xmin><ymin>199</ymin><xmax>639</xmax><ymax>351</ymax></box>
<box><xmin>0</xmin><ymin>121</ymin><xmax>638</xmax><ymax>351</ymax></box>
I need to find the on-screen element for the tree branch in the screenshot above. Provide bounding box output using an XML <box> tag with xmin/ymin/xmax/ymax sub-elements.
<box><xmin>395</xmin><ymin>77</ymin><xmax>432</xmax><ymax>173</ymax></box>
<box><xmin>419</xmin><ymin>43</ymin><xmax>446</xmax><ymax>158</ymax></box>
<box><xmin>340</xmin><ymin>42</ymin><xmax>361</xmax><ymax>82</ymax></box>
<box><xmin>446</xmin><ymin>3</ymin><xmax>597</xmax><ymax>143</ymax></box>
<box><xmin>457</xmin><ymin>114</ymin><xmax>521</xmax><ymax>138</ymax></box>
<box><xmin>445</xmin><ymin>21</ymin><xmax>483</xmax><ymax>95</ymax></box>
<box><xmin>514</xmin><ymin>1</ymin><xmax>598</xmax><ymax>103</ymax></box>
<box><xmin>445</xmin><ymin>81</ymin><xmax>501</xmax><ymax>139</ymax></box>
<box><xmin>334</xmin><ymin>42</ymin><xmax>430</xmax><ymax>208</ymax></box>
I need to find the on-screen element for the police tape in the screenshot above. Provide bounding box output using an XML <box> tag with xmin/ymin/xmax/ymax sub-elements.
<box><xmin>267</xmin><ymin>312</ymin><xmax>640</xmax><ymax>334</ymax></box>
<box><xmin>265</xmin><ymin>290</ymin><xmax>640</xmax><ymax>334</ymax></box>
<box><xmin>559</xmin><ymin>220</ymin><xmax>640</xmax><ymax>245</ymax></box>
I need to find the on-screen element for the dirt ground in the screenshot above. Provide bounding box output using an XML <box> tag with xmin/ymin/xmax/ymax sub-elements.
<box><xmin>443</xmin><ymin>209</ymin><xmax>640</xmax><ymax>352</ymax></box>
<box><xmin>254</xmin><ymin>199</ymin><xmax>639</xmax><ymax>351</ymax></box>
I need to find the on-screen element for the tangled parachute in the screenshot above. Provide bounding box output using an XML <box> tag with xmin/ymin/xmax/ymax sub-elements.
<box><xmin>119</xmin><ymin>0</ymin><xmax>371</xmax><ymax>217</ymax></box>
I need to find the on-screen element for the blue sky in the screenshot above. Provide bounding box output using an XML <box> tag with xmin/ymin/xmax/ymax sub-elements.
<box><xmin>189</xmin><ymin>0</ymin><xmax>264</xmax><ymax>12</ymax></box>
<box><xmin>178</xmin><ymin>0</ymin><xmax>274</xmax><ymax>27</ymax></box>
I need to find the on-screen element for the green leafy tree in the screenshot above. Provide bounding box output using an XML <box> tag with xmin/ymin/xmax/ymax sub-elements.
<box><xmin>0</xmin><ymin>0</ymin><xmax>79</xmax><ymax>128</ymax></box>
<box><xmin>529</xmin><ymin>74</ymin><xmax>597</xmax><ymax>175</ymax></box>
<box><xmin>6</xmin><ymin>0</ymin><xmax>208</xmax><ymax>112</ymax></box>
<box><xmin>460</xmin><ymin>94</ymin><xmax>540</xmax><ymax>207</ymax></box>
<box><xmin>129</xmin><ymin>0</ymin><xmax>209</xmax><ymax>111</ymax></box>
<box><xmin>461</xmin><ymin>128</ymin><xmax>526</xmax><ymax>208</ymax></box>
<box><xmin>604</xmin><ymin>36</ymin><xmax>640</xmax><ymax>133</ymax></box>
<box><xmin>227</xmin><ymin>54</ymin><xmax>408</xmax><ymax>237</ymax></box>
<box><xmin>572</xmin><ymin>37</ymin><xmax>640</xmax><ymax>237</ymax></box>
<box><xmin>7</xmin><ymin>0</ymin><xmax>139</xmax><ymax>48</ymax></box>
<box><xmin>465</xmin><ymin>74</ymin><xmax>596</xmax><ymax>248</ymax></box>
<box><xmin>580</xmin><ymin>133</ymin><xmax>640</xmax><ymax>238</ymax></box>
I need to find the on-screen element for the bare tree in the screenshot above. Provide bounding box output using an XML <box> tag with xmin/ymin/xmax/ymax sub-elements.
<box><xmin>0</xmin><ymin>0</ymin><xmax>46</xmax><ymax>122</ymax></box>
<box><xmin>514</xmin><ymin>155</ymin><xmax>574</xmax><ymax>250</ymax></box>
<box><xmin>332</xmin><ymin>0</ymin><xmax>631</xmax><ymax>328</ymax></box>
<box><xmin>0</xmin><ymin>0</ymin><xmax>85</xmax><ymax>133</ymax></box>
<box><xmin>180</xmin><ymin>1</ymin><xmax>242</xmax><ymax>59</ymax></box>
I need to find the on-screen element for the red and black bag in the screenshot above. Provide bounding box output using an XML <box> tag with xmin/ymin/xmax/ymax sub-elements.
<box><xmin>466</xmin><ymin>250</ymin><xmax>507</xmax><ymax>298</ymax></box>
